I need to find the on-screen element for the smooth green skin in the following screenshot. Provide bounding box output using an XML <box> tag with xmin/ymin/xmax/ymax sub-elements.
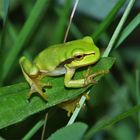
<box><xmin>19</xmin><ymin>36</ymin><xmax>100</xmax><ymax>100</ymax></box>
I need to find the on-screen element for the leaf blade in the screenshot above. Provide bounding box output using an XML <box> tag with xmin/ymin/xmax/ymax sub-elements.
<box><xmin>0</xmin><ymin>57</ymin><xmax>115</xmax><ymax>129</ymax></box>
<box><xmin>0</xmin><ymin>0</ymin><xmax>9</xmax><ymax>23</ymax></box>
<box><xmin>48</xmin><ymin>122</ymin><xmax>88</xmax><ymax>140</ymax></box>
<box><xmin>115</xmin><ymin>13</ymin><xmax>140</xmax><ymax>48</ymax></box>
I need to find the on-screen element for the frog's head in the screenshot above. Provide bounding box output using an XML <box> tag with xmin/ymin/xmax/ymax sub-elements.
<box><xmin>67</xmin><ymin>36</ymin><xmax>100</xmax><ymax>68</ymax></box>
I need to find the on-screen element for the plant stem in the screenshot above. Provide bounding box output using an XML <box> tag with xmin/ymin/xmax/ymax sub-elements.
<box><xmin>64</xmin><ymin>0</ymin><xmax>80</xmax><ymax>42</ymax></box>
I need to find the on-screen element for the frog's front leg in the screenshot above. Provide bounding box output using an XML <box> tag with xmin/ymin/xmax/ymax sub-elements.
<box><xmin>64</xmin><ymin>65</ymin><xmax>93</xmax><ymax>88</ymax></box>
<box><xmin>19</xmin><ymin>56</ymin><xmax>51</xmax><ymax>100</ymax></box>
<box><xmin>64</xmin><ymin>65</ymin><xmax>85</xmax><ymax>88</ymax></box>
<box><xmin>64</xmin><ymin>65</ymin><xmax>109</xmax><ymax>88</ymax></box>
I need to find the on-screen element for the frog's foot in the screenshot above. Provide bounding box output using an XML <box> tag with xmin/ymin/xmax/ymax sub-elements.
<box><xmin>58</xmin><ymin>98</ymin><xmax>81</xmax><ymax>117</ymax></box>
<box><xmin>28</xmin><ymin>81</ymin><xmax>52</xmax><ymax>101</ymax></box>
<box><xmin>83</xmin><ymin>93</ymin><xmax>90</xmax><ymax>100</ymax></box>
<box><xmin>59</xmin><ymin>91</ymin><xmax>91</xmax><ymax>116</ymax></box>
<box><xmin>84</xmin><ymin>70</ymin><xmax>109</xmax><ymax>86</ymax></box>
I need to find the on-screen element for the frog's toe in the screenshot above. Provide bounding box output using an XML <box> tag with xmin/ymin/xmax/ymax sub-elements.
<box><xmin>83</xmin><ymin>66</ymin><xmax>92</xmax><ymax>78</ymax></box>
<box><xmin>27</xmin><ymin>84</ymin><xmax>48</xmax><ymax>101</ymax></box>
<box><xmin>27</xmin><ymin>87</ymin><xmax>36</xmax><ymax>100</ymax></box>
<box><xmin>84</xmin><ymin>75</ymin><xmax>98</xmax><ymax>86</ymax></box>
<box><xmin>27</xmin><ymin>89</ymin><xmax>48</xmax><ymax>101</ymax></box>
<box><xmin>42</xmin><ymin>82</ymin><xmax>52</xmax><ymax>88</ymax></box>
<box><xmin>91</xmin><ymin>79</ymin><xmax>98</xmax><ymax>84</ymax></box>
<box><xmin>39</xmin><ymin>92</ymin><xmax>48</xmax><ymax>100</ymax></box>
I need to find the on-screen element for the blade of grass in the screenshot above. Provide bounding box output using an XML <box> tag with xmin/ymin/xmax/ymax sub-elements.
<box><xmin>22</xmin><ymin>119</ymin><xmax>44</xmax><ymax>140</ymax></box>
<box><xmin>84</xmin><ymin>104</ymin><xmax>140</xmax><ymax>140</ymax></box>
<box><xmin>103</xmin><ymin>0</ymin><xmax>135</xmax><ymax>57</ymax></box>
<box><xmin>92</xmin><ymin>0</ymin><xmax>126</xmax><ymax>42</ymax></box>
<box><xmin>1</xmin><ymin>0</ymin><xmax>49</xmax><ymax>82</ymax></box>
<box><xmin>136</xmin><ymin>70</ymin><xmax>140</xmax><ymax>128</ymax></box>
<box><xmin>7</xmin><ymin>21</ymin><xmax>17</xmax><ymax>42</ymax></box>
<box><xmin>0</xmin><ymin>28</ymin><xmax>5</xmax><ymax>86</ymax></box>
<box><xmin>50</xmin><ymin>0</ymin><xmax>72</xmax><ymax>44</ymax></box>
<box><xmin>115</xmin><ymin>13</ymin><xmax>140</xmax><ymax>48</ymax></box>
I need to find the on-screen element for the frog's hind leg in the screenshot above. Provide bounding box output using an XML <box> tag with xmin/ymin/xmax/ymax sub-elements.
<box><xmin>19</xmin><ymin>56</ymin><xmax>51</xmax><ymax>100</ymax></box>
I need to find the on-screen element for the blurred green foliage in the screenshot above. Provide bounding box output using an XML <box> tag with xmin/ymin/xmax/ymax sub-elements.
<box><xmin>0</xmin><ymin>0</ymin><xmax>140</xmax><ymax>139</ymax></box>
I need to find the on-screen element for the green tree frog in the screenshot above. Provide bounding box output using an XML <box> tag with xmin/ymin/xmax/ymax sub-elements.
<box><xmin>19</xmin><ymin>36</ymin><xmax>101</xmax><ymax>100</ymax></box>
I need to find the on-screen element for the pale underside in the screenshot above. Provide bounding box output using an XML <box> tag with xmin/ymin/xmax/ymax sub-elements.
<box><xmin>40</xmin><ymin>67</ymin><xmax>66</xmax><ymax>76</ymax></box>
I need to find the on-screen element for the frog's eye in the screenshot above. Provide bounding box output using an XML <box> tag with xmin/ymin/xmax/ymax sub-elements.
<box><xmin>74</xmin><ymin>54</ymin><xmax>84</xmax><ymax>61</ymax></box>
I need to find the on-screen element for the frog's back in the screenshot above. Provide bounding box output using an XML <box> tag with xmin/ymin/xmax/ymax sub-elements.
<box><xmin>34</xmin><ymin>37</ymin><xmax>96</xmax><ymax>71</ymax></box>
<box><xmin>33</xmin><ymin>43</ymin><xmax>70</xmax><ymax>71</ymax></box>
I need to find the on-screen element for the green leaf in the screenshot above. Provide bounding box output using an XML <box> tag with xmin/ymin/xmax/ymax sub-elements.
<box><xmin>115</xmin><ymin>13</ymin><xmax>140</xmax><ymax>48</ymax></box>
<box><xmin>0</xmin><ymin>57</ymin><xmax>115</xmax><ymax>129</ymax></box>
<box><xmin>84</xmin><ymin>104</ymin><xmax>140</xmax><ymax>140</ymax></box>
<box><xmin>48</xmin><ymin>122</ymin><xmax>88</xmax><ymax>140</ymax></box>
<box><xmin>0</xmin><ymin>0</ymin><xmax>9</xmax><ymax>23</ymax></box>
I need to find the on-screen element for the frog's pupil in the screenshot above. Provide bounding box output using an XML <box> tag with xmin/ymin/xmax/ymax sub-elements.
<box><xmin>76</xmin><ymin>55</ymin><xmax>82</xmax><ymax>58</ymax></box>
<box><xmin>75</xmin><ymin>54</ymin><xmax>84</xmax><ymax>60</ymax></box>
